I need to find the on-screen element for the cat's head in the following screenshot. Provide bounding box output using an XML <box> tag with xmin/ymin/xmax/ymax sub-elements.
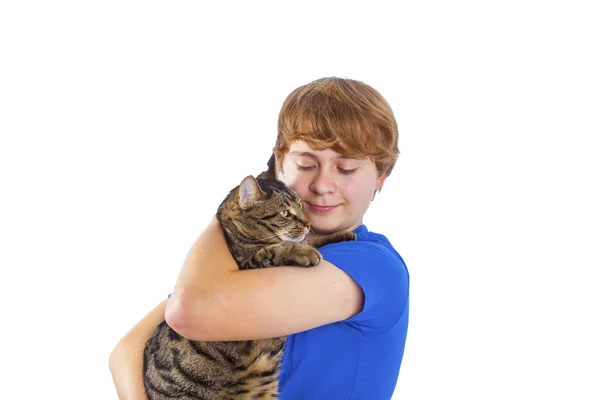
<box><xmin>222</xmin><ymin>176</ymin><xmax>310</xmax><ymax>243</ymax></box>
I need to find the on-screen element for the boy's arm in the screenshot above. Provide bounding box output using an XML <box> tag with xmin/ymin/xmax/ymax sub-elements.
<box><xmin>165</xmin><ymin>217</ymin><xmax>364</xmax><ymax>341</ymax></box>
<box><xmin>109</xmin><ymin>299</ymin><xmax>167</xmax><ymax>400</ymax></box>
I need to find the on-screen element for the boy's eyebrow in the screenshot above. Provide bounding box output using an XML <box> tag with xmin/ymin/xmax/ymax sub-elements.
<box><xmin>288</xmin><ymin>151</ymin><xmax>318</xmax><ymax>158</ymax></box>
<box><xmin>288</xmin><ymin>151</ymin><xmax>360</xmax><ymax>161</ymax></box>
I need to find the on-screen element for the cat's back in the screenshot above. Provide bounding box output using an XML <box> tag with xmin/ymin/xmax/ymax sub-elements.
<box><xmin>144</xmin><ymin>321</ymin><xmax>286</xmax><ymax>400</ymax></box>
<box><xmin>143</xmin><ymin>176</ymin><xmax>302</xmax><ymax>399</ymax></box>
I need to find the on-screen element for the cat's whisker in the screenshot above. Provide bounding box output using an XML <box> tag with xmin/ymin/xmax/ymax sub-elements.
<box><xmin>253</xmin><ymin>233</ymin><xmax>281</xmax><ymax>242</ymax></box>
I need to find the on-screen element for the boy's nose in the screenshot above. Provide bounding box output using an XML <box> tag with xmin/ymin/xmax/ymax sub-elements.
<box><xmin>310</xmin><ymin>170</ymin><xmax>336</xmax><ymax>195</ymax></box>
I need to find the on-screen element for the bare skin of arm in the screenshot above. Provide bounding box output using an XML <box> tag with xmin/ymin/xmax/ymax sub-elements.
<box><xmin>166</xmin><ymin>217</ymin><xmax>364</xmax><ymax>341</ymax></box>
<box><xmin>109</xmin><ymin>217</ymin><xmax>363</xmax><ymax>393</ymax></box>
<box><xmin>109</xmin><ymin>300</ymin><xmax>167</xmax><ymax>400</ymax></box>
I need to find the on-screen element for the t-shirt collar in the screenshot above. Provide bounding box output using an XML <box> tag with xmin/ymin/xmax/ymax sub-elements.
<box><xmin>353</xmin><ymin>224</ymin><xmax>368</xmax><ymax>234</ymax></box>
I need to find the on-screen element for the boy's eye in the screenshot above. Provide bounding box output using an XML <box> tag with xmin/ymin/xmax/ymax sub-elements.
<box><xmin>296</xmin><ymin>164</ymin><xmax>314</xmax><ymax>171</ymax></box>
<box><xmin>338</xmin><ymin>168</ymin><xmax>358</xmax><ymax>175</ymax></box>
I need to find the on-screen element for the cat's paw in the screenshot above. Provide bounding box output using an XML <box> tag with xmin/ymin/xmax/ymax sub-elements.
<box><xmin>288</xmin><ymin>245</ymin><xmax>322</xmax><ymax>267</ymax></box>
<box><xmin>335</xmin><ymin>231</ymin><xmax>357</xmax><ymax>242</ymax></box>
<box><xmin>306</xmin><ymin>230</ymin><xmax>357</xmax><ymax>248</ymax></box>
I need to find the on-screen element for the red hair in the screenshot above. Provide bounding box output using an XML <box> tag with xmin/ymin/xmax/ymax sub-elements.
<box><xmin>274</xmin><ymin>77</ymin><xmax>399</xmax><ymax>176</ymax></box>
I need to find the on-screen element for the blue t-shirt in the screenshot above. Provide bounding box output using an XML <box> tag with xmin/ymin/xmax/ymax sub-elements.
<box><xmin>278</xmin><ymin>224</ymin><xmax>410</xmax><ymax>400</ymax></box>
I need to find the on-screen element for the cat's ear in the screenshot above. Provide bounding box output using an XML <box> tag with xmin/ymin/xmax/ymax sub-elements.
<box><xmin>238</xmin><ymin>176</ymin><xmax>266</xmax><ymax>209</ymax></box>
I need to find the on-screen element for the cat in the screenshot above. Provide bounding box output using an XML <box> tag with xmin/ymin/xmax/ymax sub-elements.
<box><xmin>143</xmin><ymin>172</ymin><xmax>356</xmax><ymax>400</ymax></box>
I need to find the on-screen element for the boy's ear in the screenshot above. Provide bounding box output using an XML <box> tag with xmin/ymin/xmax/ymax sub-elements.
<box><xmin>372</xmin><ymin>172</ymin><xmax>388</xmax><ymax>201</ymax></box>
<box><xmin>375</xmin><ymin>172</ymin><xmax>388</xmax><ymax>191</ymax></box>
<box><xmin>238</xmin><ymin>176</ymin><xmax>266</xmax><ymax>209</ymax></box>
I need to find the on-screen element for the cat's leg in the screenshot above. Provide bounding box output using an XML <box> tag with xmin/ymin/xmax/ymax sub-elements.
<box><xmin>308</xmin><ymin>231</ymin><xmax>357</xmax><ymax>248</ymax></box>
<box><xmin>249</xmin><ymin>242</ymin><xmax>322</xmax><ymax>268</ymax></box>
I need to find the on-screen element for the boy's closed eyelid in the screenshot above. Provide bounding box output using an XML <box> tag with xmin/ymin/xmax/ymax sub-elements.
<box><xmin>294</xmin><ymin>160</ymin><xmax>316</xmax><ymax>166</ymax></box>
<box><xmin>295</xmin><ymin>163</ymin><xmax>315</xmax><ymax>171</ymax></box>
<box><xmin>295</xmin><ymin>163</ymin><xmax>358</xmax><ymax>176</ymax></box>
<box><xmin>337</xmin><ymin>162</ymin><xmax>362</xmax><ymax>172</ymax></box>
<box><xmin>293</xmin><ymin>160</ymin><xmax>360</xmax><ymax>168</ymax></box>
<box><xmin>338</xmin><ymin>167</ymin><xmax>358</xmax><ymax>175</ymax></box>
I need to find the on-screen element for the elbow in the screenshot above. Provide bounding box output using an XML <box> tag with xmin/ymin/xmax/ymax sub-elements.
<box><xmin>166</xmin><ymin>291</ymin><xmax>217</xmax><ymax>341</ymax></box>
<box><xmin>108</xmin><ymin>339</ymin><xmax>130</xmax><ymax>377</ymax></box>
<box><xmin>108</xmin><ymin>346</ymin><xmax>118</xmax><ymax>375</ymax></box>
<box><xmin>164</xmin><ymin>305</ymin><xmax>195</xmax><ymax>339</ymax></box>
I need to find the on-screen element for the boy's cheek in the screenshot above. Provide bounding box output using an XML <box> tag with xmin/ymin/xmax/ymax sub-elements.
<box><xmin>287</xmin><ymin>178</ymin><xmax>302</xmax><ymax>193</ymax></box>
<box><xmin>286</xmin><ymin>175</ymin><xmax>308</xmax><ymax>194</ymax></box>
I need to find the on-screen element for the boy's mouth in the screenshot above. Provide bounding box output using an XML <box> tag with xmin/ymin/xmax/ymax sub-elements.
<box><xmin>307</xmin><ymin>203</ymin><xmax>339</xmax><ymax>213</ymax></box>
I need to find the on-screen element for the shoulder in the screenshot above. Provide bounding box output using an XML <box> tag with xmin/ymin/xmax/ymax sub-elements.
<box><xmin>319</xmin><ymin>225</ymin><xmax>409</xmax><ymax>330</ymax></box>
<box><xmin>319</xmin><ymin>225</ymin><xmax>407</xmax><ymax>278</ymax></box>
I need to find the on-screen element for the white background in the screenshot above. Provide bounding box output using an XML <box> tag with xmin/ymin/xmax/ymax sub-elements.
<box><xmin>1</xmin><ymin>1</ymin><xmax>599</xmax><ymax>399</ymax></box>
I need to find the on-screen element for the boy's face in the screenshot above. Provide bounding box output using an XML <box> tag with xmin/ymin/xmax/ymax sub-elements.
<box><xmin>280</xmin><ymin>140</ymin><xmax>386</xmax><ymax>235</ymax></box>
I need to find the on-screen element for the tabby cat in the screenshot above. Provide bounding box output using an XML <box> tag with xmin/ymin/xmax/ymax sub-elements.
<box><xmin>143</xmin><ymin>173</ymin><xmax>356</xmax><ymax>400</ymax></box>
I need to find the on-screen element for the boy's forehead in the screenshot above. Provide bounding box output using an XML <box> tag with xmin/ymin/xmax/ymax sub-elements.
<box><xmin>288</xmin><ymin>140</ymin><xmax>359</xmax><ymax>160</ymax></box>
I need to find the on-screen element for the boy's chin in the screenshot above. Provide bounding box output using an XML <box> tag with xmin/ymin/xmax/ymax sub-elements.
<box><xmin>309</xmin><ymin>220</ymin><xmax>345</xmax><ymax>235</ymax></box>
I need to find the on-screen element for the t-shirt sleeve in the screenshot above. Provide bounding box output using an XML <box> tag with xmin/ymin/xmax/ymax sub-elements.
<box><xmin>319</xmin><ymin>240</ymin><xmax>409</xmax><ymax>332</ymax></box>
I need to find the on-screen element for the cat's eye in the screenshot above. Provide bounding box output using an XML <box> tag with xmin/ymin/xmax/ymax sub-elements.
<box><xmin>280</xmin><ymin>210</ymin><xmax>290</xmax><ymax>218</ymax></box>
